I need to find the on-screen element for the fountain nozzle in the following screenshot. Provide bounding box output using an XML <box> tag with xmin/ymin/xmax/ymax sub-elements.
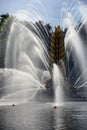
<box><xmin>54</xmin><ymin>106</ymin><xmax>57</xmax><ymax>109</ymax></box>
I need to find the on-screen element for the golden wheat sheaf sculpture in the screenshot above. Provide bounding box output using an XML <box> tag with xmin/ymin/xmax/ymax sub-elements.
<box><xmin>50</xmin><ymin>26</ymin><xmax>65</xmax><ymax>68</ymax></box>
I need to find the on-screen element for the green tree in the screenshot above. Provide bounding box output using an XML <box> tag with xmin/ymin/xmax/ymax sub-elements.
<box><xmin>0</xmin><ymin>13</ymin><xmax>9</xmax><ymax>31</ymax></box>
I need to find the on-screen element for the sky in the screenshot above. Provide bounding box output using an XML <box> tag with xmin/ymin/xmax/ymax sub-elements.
<box><xmin>0</xmin><ymin>0</ymin><xmax>62</xmax><ymax>27</ymax></box>
<box><xmin>0</xmin><ymin>0</ymin><xmax>87</xmax><ymax>27</ymax></box>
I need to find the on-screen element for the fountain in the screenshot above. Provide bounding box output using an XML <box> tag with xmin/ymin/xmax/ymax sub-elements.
<box><xmin>0</xmin><ymin>19</ymin><xmax>51</xmax><ymax>103</ymax></box>
<box><xmin>0</xmin><ymin>16</ymin><xmax>65</xmax><ymax>104</ymax></box>
<box><xmin>53</xmin><ymin>63</ymin><xmax>64</xmax><ymax>107</ymax></box>
<box><xmin>62</xmin><ymin>0</ymin><xmax>87</xmax><ymax>99</ymax></box>
<box><xmin>0</xmin><ymin>0</ymin><xmax>87</xmax><ymax>106</ymax></box>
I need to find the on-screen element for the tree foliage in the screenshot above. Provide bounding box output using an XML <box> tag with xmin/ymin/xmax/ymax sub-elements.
<box><xmin>0</xmin><ymin>13</ymin><xmax>9</xmax><ymax>31</ymax></box>
<box><xmin>0</xmin><ymin>14</ymin><xmax>13</xmax><ymax>67</ymax></box>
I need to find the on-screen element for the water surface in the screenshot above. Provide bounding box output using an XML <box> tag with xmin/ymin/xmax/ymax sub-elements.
<box><xmin>0</xmin><ymin>101</ymin><xmax>87</xmax><ymax>130</ymax></box>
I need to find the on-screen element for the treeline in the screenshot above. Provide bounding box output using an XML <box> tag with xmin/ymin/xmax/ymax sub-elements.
<box><xmin>0</xmin><ymin>13</ymin><xmax>87</xmax><ymax>70</ymax></box>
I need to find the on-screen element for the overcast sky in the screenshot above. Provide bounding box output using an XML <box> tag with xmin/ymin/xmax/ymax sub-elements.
<box><xmin>0</xmin><ymin>0</ymin><xmax>87</xmax><ymax>27</ymax></box>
